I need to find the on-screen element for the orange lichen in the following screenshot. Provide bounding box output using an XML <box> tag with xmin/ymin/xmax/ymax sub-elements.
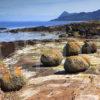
<box><xmin>14</xmin><ymin>67</ymin><xmax>22</xmax><ymax>76</ymax></box>
<box><xmin>2</xmin><ymin>72</ymin><xmax>11</xmax><ymax>82</ymax></box>
<box><xmin>81</xmin><ymin>55</ymin><xmax>90</xmax><ymax>65</ymax></box>
<box><xmin>0</xmin><ymin>66</ymin><xmax>26</xmax><ymax>92</ymax></box>
<box><xmin>63</xmin><ymin>41</ymin><xmax>81</xmax><ymax>57</ymax></box>
<box><xmin>41</xmin><ymin>48</ymin><xmax>63</xmax><ymax>66</ymax></box>
<box><xmin>64</xmin><ymin>56</ymin><xmax>90</xmax><ymax>73</ymax></box>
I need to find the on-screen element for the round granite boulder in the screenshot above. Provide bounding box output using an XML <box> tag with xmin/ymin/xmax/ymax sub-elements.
<box><xmin>82</xmin><ymin>41</ymin><xmax>97</xmax><ymax>54</ymax></box>
<box><xmin>41</xmin><ymin>48</ymin><xmax>63</xmax><ymax>67</ymax></box>
<box><xmin>63</xmin><ymin>41</ymin><xmax>80</xmax><ymax>57</ymax></box>
<box><xmin>64</xmin><ymin>56</ymin><xmax>90</xmax><ymax>73</ymax></box>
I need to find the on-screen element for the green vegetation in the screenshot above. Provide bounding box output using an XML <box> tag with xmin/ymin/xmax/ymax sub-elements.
<box><xmin>41</xmin><ymin>48</ymin><xmax>63</xmax><ymax>67</ymax></box>
<box><xmin>0</xmin><ymin>67</ymin><xmax>26</xmax><ymax>92</ymax></box>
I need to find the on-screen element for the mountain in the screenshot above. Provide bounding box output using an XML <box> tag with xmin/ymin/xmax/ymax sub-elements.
<box><xmin>52</xmin><ymin>9</ymin><xmax>100</xmax><ymax>21</ymax></box>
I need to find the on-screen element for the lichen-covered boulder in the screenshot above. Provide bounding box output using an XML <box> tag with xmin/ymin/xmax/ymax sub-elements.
<box><xmin>64</xmin><ymin>56</ymin><xmax>90</xmax><ymax>73</ymax></box>
<box><xmin>0</xmin><ymin>67</ymin><xmax>26</xmax><ymax>92</ymax></box>
<box><xmin>41</xmin><ymin>48</ymin><xmax>63</xmax><ymax>67</ymax></box>
<box><xmin>63</xmin><ymin>41</ymin><xmax>80</xmax><ymax>57</ymax></box>
<box><xmin>82</xmin><ymin>41</ymin><xmax>97</xmax><ymax>54</ymax></box>
<box><xmin>0</xmin><ymin>60</ymin><xmax>6</xmax><ymax>70</ymax></box>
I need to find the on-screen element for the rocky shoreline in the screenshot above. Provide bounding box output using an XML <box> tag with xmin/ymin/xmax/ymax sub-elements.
<box><xmin>0</xmin><ymin>21</ymin><xmax>100</xmax><ymax>58</ymax></box>
<box><xmin>0</xmin><ymin>39</ymin><xmax>67</xmax><ymax>58</ymax></box>
<box><xmin>0</xmin><ymin>37</ymin><xmax>99</xmax><ymax>100</ymax></box>
<box><xmin>4</xmin><ymin>21</ymin><xmax>100</xmax><ymax>37</ymax></box>
<box><xmin>0</xmin><ymin>21</ymin><xmax>100</xmax><ymax>100</ymax></box>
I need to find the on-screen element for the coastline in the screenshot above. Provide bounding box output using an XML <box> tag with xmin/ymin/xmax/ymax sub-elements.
<box><xmin>0</xmin><ymin>21</ymin><xmax>100</xmax><ymax>100</ymax></box>
<box><xmin>3</xmin><ymin>21</ymin><xmax>100</xmax><ymax>37</ymax></box>
<box><xmin>0</xmin><ymin>21</ymin><xmax>100</xmax><ymax>58</ymax></box>
<box><xmin>2</xmin><ymin>36</ymin><xmax>100</xmax><ymax>100</ymax></box>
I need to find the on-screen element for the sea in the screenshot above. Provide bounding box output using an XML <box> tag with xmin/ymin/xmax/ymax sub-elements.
<box><xmin>0</xmin><ymin>21</ymin><xmax>80</xmax><ymax>42</ymax></box>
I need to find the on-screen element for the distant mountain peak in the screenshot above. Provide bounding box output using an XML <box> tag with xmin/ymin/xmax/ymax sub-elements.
<box><xmin>62</xmin><ymin>11</ymin><xmax>69</xmax><ymax>14</ymax></box>
<box><xmin>59</xmin><ymin>11</ymin><xmax>69</xmax><ymax>18</ymax></box>
<box><xmin>52</xmin><ymin>9</ymin><xmax>100</xmax><ymax>21</ymax></box>
<box><xmin>96</xmin><ymin>9</ymin><xmax>100</xmax><ymax>11</ymax></box>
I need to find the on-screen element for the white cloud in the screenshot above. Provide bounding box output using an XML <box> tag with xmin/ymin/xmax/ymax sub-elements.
<box><xmin>0</xmin><ymin>0</ymin><xmax>100</xmax><ymax>21</ymax></box>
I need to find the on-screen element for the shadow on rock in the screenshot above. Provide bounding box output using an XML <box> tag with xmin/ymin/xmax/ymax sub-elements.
<box><xmin>55</xmin><ymin>70</ymin><xmax>80</xmax><ymax>75</ymax></box>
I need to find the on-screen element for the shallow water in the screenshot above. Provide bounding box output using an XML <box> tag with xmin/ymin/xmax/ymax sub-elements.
<box><xmin>0</xmin><ymin>21</ymin><xmax>81</xmax><ymax>42</ymax></box>
<box><xmin>0</xmin><ymin>32</ymin><xmax>58</xmax><ymax>42</ymax></box>
<box><xmin>0</xmin><ymin>21</ymin><xmax>81</xmax><ymax>29</ymax></box>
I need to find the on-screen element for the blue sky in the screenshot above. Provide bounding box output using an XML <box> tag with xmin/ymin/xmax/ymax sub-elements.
<box><xmin>0</xmin><ymin>0</ymin><xmax>100</xmax><ymax>21</ymax></box>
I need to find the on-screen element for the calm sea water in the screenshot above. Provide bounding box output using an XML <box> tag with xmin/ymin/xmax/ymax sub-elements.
<box><xmin>0</xmin><ymin>32</ymin><xmax>58</xmax><ymax>42</ymax></box>
<box><xmin>0</xmin><ymin>21</ymin><xmax>80</xmax><ymax>28</ymax></box>
<box><xmin>0</xmin><ymin>21</ymin><xmax>80</xmax><ymax>42</ymax></box>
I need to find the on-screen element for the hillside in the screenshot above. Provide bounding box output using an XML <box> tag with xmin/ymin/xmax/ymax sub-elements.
<box><xmin>52</xmin><ymin>9</ymin><xmax>100</xmax><ymax>21</ymax></box>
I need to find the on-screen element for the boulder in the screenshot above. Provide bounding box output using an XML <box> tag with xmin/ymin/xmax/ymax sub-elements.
<box><xmin>0</xmin><ymin>41</ymin><xmax>28</xmax><ymax>58</ymax></box>
<box><xmin>59</xmin><ymin>34</ymin><xmax>68</xmax><ymax>38</ymax></box>
<box><xmin>64</xmin><ymin>56</ymin><xmax>90</xmax><ymax>73</ymax></box>
<box><xmin>82</xmin><ymin>41</ymin><xmax>97</xmax><ymax>54</ymax></box>
<box><xmin>41</xmin><ymin>48</ymin><xmax>63</xmax><ymax>67</ymax></box>
<box><xmin>0</xmin><ymin>67</ymin><xmax>26</xmax><ymax>92</ymax></box>
<box><xmin>63</xmin><ymin>40</ymin><xmax>80</xmax><ymax>57</ymax></box>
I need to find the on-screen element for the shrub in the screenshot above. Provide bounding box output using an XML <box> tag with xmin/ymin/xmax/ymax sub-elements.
<box><xmin>0</xmin><ymin>66</ymin><xmax>26</xmax><ymax>92</ymax></box>
<box><xmin>63</xmin><ymin>41</ymin><xmax>80</xmax><ymax>57</ymax></box>
<box><xmin>64</xmin><ymin>56</ymin><xmax>90</xmax><ymax>73</ymax></box>
<box><xmin>41</xmin><ymin>48</ymin><xmax>63</xmax><ymax>67</ymax></box>
<box><xmin>82</xmin><ymin>41</ymin><xmax>97</xmax><ymax>54</ymax></box>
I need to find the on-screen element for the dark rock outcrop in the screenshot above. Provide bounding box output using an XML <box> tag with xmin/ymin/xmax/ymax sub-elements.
<box><xmin>6</xmin><ymin>21</ymin><xmax>100</xmax><ymax>37</ymax></box>
<box><xmin>0</xmin><ymin>40</ymin><xmax>35</xmax><ymax>58</ymax></box>
<box><xmin>0</xmin><ymin>42</ymin><xmax>16</xmax><ymax>58</ymax></box>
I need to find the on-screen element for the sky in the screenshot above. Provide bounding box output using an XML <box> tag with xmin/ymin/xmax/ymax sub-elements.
<box><xmin>0</xmin><ymin>0</ymin><xmax>100</xmax><ymax>21</ymax></box>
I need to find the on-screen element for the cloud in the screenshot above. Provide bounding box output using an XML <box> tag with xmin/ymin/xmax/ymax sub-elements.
<box><xmin>0</xmin><ymin>0</ymin><xmax>100</xmax><ymax>21</ymax></box>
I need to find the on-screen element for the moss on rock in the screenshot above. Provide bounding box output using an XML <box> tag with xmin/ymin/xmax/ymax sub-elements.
<box><xmin>41</xmin><ymin>48</ymin><xmax>63</xmax><ymax>67</ymax></box>
<box><xmin>64</xmin><ymin>56</ymin><xmax>90</xmax><ymax>73</ymax></box>
<box><xmin>82</xmin><ymin>41</ymin><xmax>97</xmax><ymax>54</ymax></box>
<box><xmin>63</xmin><ymin>41</ymin><xmax>80</xmax><ymax>57</ymax></box>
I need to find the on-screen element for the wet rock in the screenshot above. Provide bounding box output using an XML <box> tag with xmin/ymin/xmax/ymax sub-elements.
<box><xmin>0</xmin><ymin>40</ymin><xmax>35</xmax><ymax>58</ymax></box>
<box><xmin>16</xmin><ymin>41</ymin><xmax>25</xmax><ymax>47</ymax></box>
<box><xmin>9</xmin><ymin>29</ymin><xmax>18</xmax><ymax>33</ymax></box>
<box><xmin>59</xmin><ymin>33</ymin><xmax>68</xmax><ymax>38</ymax></box>
<box><xmin>0</xmin><ymin>42</ymin><xmax>16</xmax><ymax>58</ymax></box>
<box><xmin>0</xmin><ymin>28</ymin><xmax>7</xmax><ymax>30</ymax></box>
